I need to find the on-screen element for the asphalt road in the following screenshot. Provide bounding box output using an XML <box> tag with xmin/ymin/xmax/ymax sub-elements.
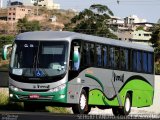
<box><xmin>0</xmin><ymin>111</ymin><xmax>159</xmax><ymax>120</ymax></box>
<box><xmin>0</xmin><ymin>71</ymin><xmax>8</xmax><ymax>87</ymax></box>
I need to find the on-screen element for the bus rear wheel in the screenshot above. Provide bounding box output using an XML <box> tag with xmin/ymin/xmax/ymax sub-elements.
<box><xmin>112</xmin><ymin>93</ymin><xmax>131</xmax><ymax>116</ymax></box>
<box><xmin>72</xmin><ymin>89</ymin><xmax>90</xmax><ymax>114</ymax></box>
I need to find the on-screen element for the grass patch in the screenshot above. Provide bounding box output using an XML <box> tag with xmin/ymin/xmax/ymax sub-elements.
<box><xmin>46</xmin><ymin>106</ymin><xmax>71</xmax><ymax>114</ymax></box>
<box><xmin>0</xmin><ymin>89</ymin><xmax>23</xmax><ymax>111</ymax></box>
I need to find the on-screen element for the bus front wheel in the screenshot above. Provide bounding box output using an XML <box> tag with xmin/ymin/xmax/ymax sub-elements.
<box><xmin>112</xmin><ymin>93</ymin><xmax>131</xmax><ymax>116</ymax></box>
<box><xmin>72</xmin><ymin>89</ymin><xmax>90</xmax><ymax>114</ymax></box>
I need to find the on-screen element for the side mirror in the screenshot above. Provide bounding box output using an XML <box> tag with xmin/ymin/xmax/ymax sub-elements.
<box><xmin>2</xmin><ymin>44</ymin><xmax>12</xmax><ymax>60</ymax></box>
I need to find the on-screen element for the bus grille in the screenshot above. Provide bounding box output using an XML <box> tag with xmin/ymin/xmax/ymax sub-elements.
<box><xmin>21</xmin><ymin>89</ymin><xmax>49</xmax><ymax>92</ymax></box>
<box><xmin>17</xmin><ymin>95</ymin><xmax>53</xmax><ymax>100</ymax></box>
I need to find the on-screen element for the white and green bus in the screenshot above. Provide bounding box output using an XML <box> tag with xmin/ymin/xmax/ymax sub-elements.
<box><xmin>5</xmin><ymin>31</ymin><xmax>154</xmax><ymax>116</ymax></box>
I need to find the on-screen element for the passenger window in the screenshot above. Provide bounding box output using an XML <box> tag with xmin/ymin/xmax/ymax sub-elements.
<box><xmin>142</xmin><ymin>52</ymin><xmax>148</xmax><ymax>72</ymax></box>
<box><xmin>96</xmin><ymin>44</ymin><xmax>102</xmax><ymax>67</ymax></box>
<box><xmin>121</xmin><ymin>49</ymin><xmax>129</xmax><ymax>71</ymax></box>
<box><xmin>148</xmin><ymin>53</ymin><xmax>153</xmax><ymax>73</ymax></box>
<box><xmin>90</xmin><ymin>43</ymin><xmax>95</xmax><ymax>66</ymax></box>
<box><xmin>115</xmin><ymin>47</ymin><xmax>120</xmax><ymax>69</ymax></box>
<box><xmin>137</xmin><ymin>51</ymin><xmax>142</xmax><ymax>72</ymax></box>
<box><xmin>103</xmin><ymin>46</ymin><xmax>108</xmax><ymax>67</ymax></box>
<box><xmin>109</xmin><ymin>46</ymin><xmax>115</xmax><ymax>68</ymax></box>
<box><xmin>83</xmin><ymin>43</ymin><xmax>90</xmax><ymax>66</ymax></box>
<box><xmin>132</xmin><ymin>51</ymin><xmax>137</xmax><ymax>71</ymax></box>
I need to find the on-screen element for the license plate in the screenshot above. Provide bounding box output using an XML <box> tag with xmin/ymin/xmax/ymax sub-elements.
<box><xmin>29</xmin><ymin>94</ymin><xmax>40</xmax><ymax>99</ymax></box>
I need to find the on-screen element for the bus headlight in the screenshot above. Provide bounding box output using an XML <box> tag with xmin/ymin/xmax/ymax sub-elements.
<box><xmin>49</xmin><ymin>84</ymin><xmax>66</xmax><ymax>92</ymax></box>
<box><xmin>10</xmin><ymin>85</ymin><xmax>20</xmax><ymax>92</ymax></box>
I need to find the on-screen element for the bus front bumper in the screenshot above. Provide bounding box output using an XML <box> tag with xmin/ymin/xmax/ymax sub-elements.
<box><xmin>9</xmin><ymin>88</ymin><xmax>67</xmax><ymax>103</ymax></box>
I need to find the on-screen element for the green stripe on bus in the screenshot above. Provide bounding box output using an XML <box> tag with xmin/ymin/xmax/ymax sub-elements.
<box><xmin>88</xmin><ymin>79</ymin><xmax>153</xmax><ymax>107</ymax></box>
<box><xmin>85</xmin><ymin>74</ymin><xmax>104</xmax><ymax>92</ymax></box>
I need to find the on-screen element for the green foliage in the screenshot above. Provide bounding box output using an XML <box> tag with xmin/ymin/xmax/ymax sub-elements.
<box><xmin>17</xmin><ymin>17</ymin><xmax>40</xmax><ymax>33</ymax></box>
<box><xmin>46</xmin><ymin>106</ymin><xmax>70</xmax><ymax>114</ymax></box>
<box><xmin>150</xmin><ymin>24</ymin><xmax>160</xmax><ymax>74</ymax></box>
<box><xmin>150</xmin><ymin>24</ymin><xmax>160</xmax><ymax>56</ymax></box>
<box><xmin>64</xmin><ymin>4</ymin><xmax>118</xmax><ymax>39</ymax></box>
<box><xmin>0</xmin><ymin>35</ymin><xmax>14</xmax><ymax>51</ymax></box>
<box><xmin>136</xmin><ymin>26</ymin><xmax>144</xmax><ymax>31</ymax></box>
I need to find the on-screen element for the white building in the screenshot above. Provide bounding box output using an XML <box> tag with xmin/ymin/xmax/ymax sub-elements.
<box><xmin>22</xmin><ymin>0</ymin><xmax>60</xmax><ymax>9</ymax></box>
<box><xmin>37</xmin><ymin>0</ymin><xmax>60</xmax><ymax>9</ymax></box>
<box><xmin>124</xmin><ymin>15</ymin><xmax>147</xmax><ymax>25</ymax></box>
<box><xmin>109</xmin><ymin>15</ymin><xmax>153</xmax><ymax>46</ymax></box>
<box><xmin>130</xmin><ymin>30</ymin><xmax>152</xmax><ymax>45</ymax></box>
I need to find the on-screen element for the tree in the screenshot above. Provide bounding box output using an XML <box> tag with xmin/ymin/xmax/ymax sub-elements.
<box><xmin>149</xmin><ymin>24</ymin><xmax>160</xmax><ymax>73</ymax></box>
<box><xmin>0</xmin><ymin>35</ymin><xmax>14</xmax><ymax>56</ymax></box>
<box><xmin>64</xmin><ymin>4</ymin><xmax>118</xmax><ymax>39</ymax></box>
<box><xmin>17</xmin><ymin>17</ymin><xmax>40</xmax><ymax>33</ymax></box>
<box><xmin>150</xmin><ymin>24</ymin><xmax>160</xmax><ymax>55</ymax></box>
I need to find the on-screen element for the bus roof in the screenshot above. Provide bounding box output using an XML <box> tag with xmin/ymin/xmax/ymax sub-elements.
<box><xmin>15</xmin><ymin>31</ymin><xmax>154</xmax><ymax>52</ymax></box>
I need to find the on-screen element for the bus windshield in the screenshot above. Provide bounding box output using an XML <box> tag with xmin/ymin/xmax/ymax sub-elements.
<box><xmin>10</xmin><ymin>41</ymin><xmax>68</xmax><ymax>77</ymax></box>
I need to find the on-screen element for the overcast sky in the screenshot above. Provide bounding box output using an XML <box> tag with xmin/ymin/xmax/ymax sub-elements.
<box><xmin>3</xmin><ymin>0</ymin><xmax>160</xmax><ymax>23</ymax></box>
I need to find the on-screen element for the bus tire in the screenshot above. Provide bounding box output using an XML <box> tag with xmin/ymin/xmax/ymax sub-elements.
<box><xmin>72</xmin><ymin>89</ymin><xmax>89</xmax><ymax>114</ymax></box>
<box><xmin>84</xmin><ymin>105</ymin><xmax>91</xmax><ymax>114</ymax></box>
<box><xmin>112</xmin><ymin>107</ymin><xmax>121</xmax><ymax>116</ymax></box>
<box><xmin>121</xmin><ymin>93</ymin><xmax>131</xmax><ymax>115</ymax></box>
<box><xmin>112</xmin><ymin>93</ymin><xmax>131</xmax><ymax>116</ymax></box>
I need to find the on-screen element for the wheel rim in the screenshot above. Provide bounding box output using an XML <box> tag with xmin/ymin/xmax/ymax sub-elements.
<box><xmin>80</xmin><ymin>94</ymin><xmax>86</xmax><ymax>110</ymax></box>
<box><xmin>125</xmin><ymin>97</ymin><xmax>130</xmax><ymax>112</ymax></box>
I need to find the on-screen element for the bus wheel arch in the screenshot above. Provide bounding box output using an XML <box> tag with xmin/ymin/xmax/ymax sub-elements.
<box><xmin>72</xmin><ymin>87</ymin><xmax>91</xmax><ymax>114</ymax></box>
<box><xmin>112</xmin><ymin>91</ymin><xmax>132</xmax><ymax>116</ymax></box>
<box><xmin>126</xmin><ymin>91</ymin><xmax>133</xmax><ymax>107</ymax></box>
<box><xmin>123</xmin><ymin>92</ymin><xmax>132</xmax><ymax>115</ymax></box>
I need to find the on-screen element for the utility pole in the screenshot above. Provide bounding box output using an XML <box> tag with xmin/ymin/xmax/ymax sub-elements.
<box><xmin>36</xmin><ymin>0</ymin><xmax>39</xmax><ymax>16</ymax></box>
<box><xmin>117</xmin><ymin>0</ymin><xmax>120</xmax><ymax>4</ymax></box>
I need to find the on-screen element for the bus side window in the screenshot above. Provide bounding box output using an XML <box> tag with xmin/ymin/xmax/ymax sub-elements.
<box><xmin>96</xmin><ymin>44</ymin><xmax>102</xmax><ymax>67</ymax></box>
<box><xmin>125</xmin><ymin>49</ymin><xmax>129</xmax><ymax>70</ymax></box>
<box><xmin>90</xmin><ymin>43</ymin><xmax>95</xmax><ymax>66</ymax></box>
<box><xmin>83</xmin><ymin>43</ymin><xmax>90</xmax><ymax>66</ymax></box>
<box><xmin>109</xmin><ymin>47</ymin><xmax>115</xmax><ymax>68</ymax></box>
<box><xmin>142</xmin><ymin>52</ymin><xmax>148</xmax><ymax>73</ymax></box>
<box><xmin>121</xmin><ymin>48</ymin><xmax>129</xmax><ymax>71</ymax></box>
<box><xmin>128</xmin><ymin>49</ymin><xmax>132</xmax><ymax>71</ymax></box>
<box><xmin>115</xmin><ymin>47</ymin><xmax>120</xmax><ymax>69</ymax></box>
<box><xmin>120</xmin><ymin>48</ymin><xmax>125</xmax><ymax>70</ymax></box>
<box><xmin>148</xmin><ymin>53</ymin><xmax>153</xmax><ymax>73</ymax></box>
<box><xmin>137</xmin><ymin>51</ymin><xmax>142</xmax><ymax>72</ymax></box>
<box><xmin>132</xmin><ymin>50</ymin><xmax>137</xmax><ymax>72</ymax></box>
<box><xmin>103</xmin><ymin>46</ymin><xmax>108</xmax><ymax>68</ymax></box>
